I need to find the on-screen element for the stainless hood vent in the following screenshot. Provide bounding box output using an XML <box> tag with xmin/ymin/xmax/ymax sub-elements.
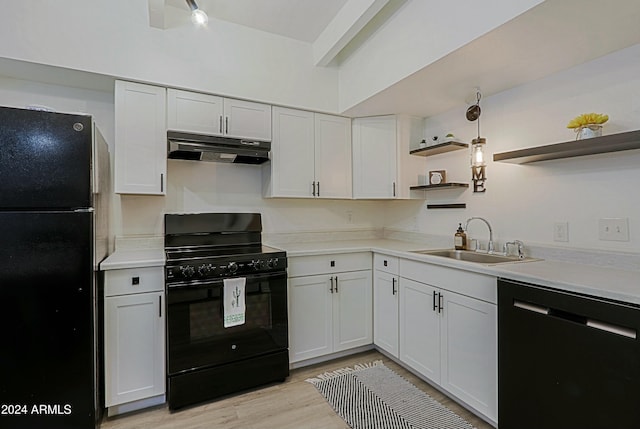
<box><xmin>167</xmin><ymin>131</ymin><xmax>270</xmax><ymax>164</ymax></box>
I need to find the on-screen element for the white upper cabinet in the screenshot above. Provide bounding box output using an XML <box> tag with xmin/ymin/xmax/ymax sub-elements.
<box><xmin>352</xmin><ymin>116</ymin><xmax>397</xmax><ymax>198</ymax></box>
<box><xmin>314</xmin><ymin>113</ymin><xmax>352</xmax><ymax>199</ymax></box>
<box><xmin>167</xmin><ymin>88</ymin><xmax>271</xmax><ymax>141</ymax></box>
<box><xmin>265</xmin><ymin>107</ymin><xmax>315</xmax><ymax>198</ymax></box>
<box><xmin>114</xmin><ymin>80</ymin><xmax>167</xmax><ymax>195</ymax></box>
<box><xmin>352</xmin><ymin>115</ymin><xmax>425</xmax><ymax>199</ymax></box>
<box><xmin>167</xmin><ymin>89</ymin><xmax>223</xmax><ymax>135</ymax></box>
<box><xmin>223</xmin><ymin>98</ymin><xmax>272</xmax><ymax>141</ymax></box>
<box><xmin>264</xmin><ymin>107</ymin><xmax>352</xmax><ymax>199</ymax></box>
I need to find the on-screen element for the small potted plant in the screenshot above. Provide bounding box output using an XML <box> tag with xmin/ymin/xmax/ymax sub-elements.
<box><xmin>567</xmin><ymin>112</ymin><xmax>609</xmax><ymax>139</ymax></box>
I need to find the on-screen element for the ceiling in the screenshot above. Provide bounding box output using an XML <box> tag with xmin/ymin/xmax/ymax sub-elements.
<box><xmin>157</xmin><ymin>0</ymin><xmax>640</xmax><ymax>119</ymax></box>
<box><xmin>164</xmin><ymin>0</ymin><xmax>349</xmax><ymax>42</ymax></box>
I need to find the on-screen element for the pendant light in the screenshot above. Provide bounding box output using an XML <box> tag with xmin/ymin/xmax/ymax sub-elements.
<box><xmin>186</xmin><ymin>0</ymin><xmax>208</xmax><ymax>25</ymax></box>
<box><xmin>467</xmin><ymin>91</ymin><xmax>486</xmax><ymax>193</ymax></box>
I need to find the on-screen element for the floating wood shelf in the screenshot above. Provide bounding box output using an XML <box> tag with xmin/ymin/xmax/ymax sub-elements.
<box><xmin>493</xmin><ymin>129</ymin><xmax>640</xmax><ymax>164</ymax></box>
<box><xmin>410</xmin><ymin>183</ymin><xmax>469</xmax><ymax>191</ymax></box>
<box><xmin>410</xmin><ymin>141</ymin><xmax>469</xmax><ymax>157</ymax></box>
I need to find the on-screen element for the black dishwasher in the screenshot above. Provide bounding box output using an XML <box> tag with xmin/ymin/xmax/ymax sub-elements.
<box><xmin>498</xmin><ymin>278</ymin><xmax>640</xmax><ymax>429</ymax></box>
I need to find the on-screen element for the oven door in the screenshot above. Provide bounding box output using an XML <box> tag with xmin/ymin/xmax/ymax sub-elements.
<box><xmin>167</xmin><ymin>272</ymin><xmax>288</xmax><ymax>376</ymax></box>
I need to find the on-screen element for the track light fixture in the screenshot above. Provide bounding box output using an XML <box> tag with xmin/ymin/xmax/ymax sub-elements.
<box><xmin>186</xmin><ymin>0</ymin><xmax>208</xmax><ymax>25</ymax></box>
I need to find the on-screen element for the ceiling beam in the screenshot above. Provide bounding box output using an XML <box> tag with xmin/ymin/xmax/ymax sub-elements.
<box><xmin>313</xmin><ymin>0</ymin><xmax>389</xmax><ymax>67</ymax></box>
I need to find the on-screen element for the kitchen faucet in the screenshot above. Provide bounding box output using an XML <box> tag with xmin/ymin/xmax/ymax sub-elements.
<box><xmin>465</xmin><ymin>217</ymin><xmax>494</xmax><ymax>253</ymax></box>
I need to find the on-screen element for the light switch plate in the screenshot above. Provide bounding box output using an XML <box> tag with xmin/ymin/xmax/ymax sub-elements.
<box><xmin>598</xmin><ymin>218</ymin><xmax>630</xmax><ymax>241</ymax></box>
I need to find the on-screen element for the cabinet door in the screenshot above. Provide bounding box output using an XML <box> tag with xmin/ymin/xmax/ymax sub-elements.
<box><xmin>373</xmin><ymin>270</ymin><xmax>399</xmax><ymax>357</ymax></box>
<box><xmin>267</xmin><ymin>107</ymin><xmax>315</xmax><ymax>198</ymax></box>
<box><xmin>399</xmin><ymin>278</ymin><xmax>440</xmax><ymax>384</ymax></box>
<box><xmin>105</xmin><ymin>292</ymin><xmax>165</xmax><ymax>407</ymax></box>
<box><xmin>441</xmin><ymin>290</ymin><xmax>497</xmax><ymax>422</ymax></box>
<box><xmin>333</xmin><ymin>270</ymin><xmax>372</xmax><ymax>352</ymax></box>
<box><xmin>288</xmin><ymin>274</ymin><xmax>333</xmax><ymax>362</ymax></box>
<box><xmin>314</xmin><ymin>113</ymin><xmax>352</xmax><ymax>199</ymax></box>
<box><xmin>114</xmin><ymin>81</ymin><xmax>166</xmax><ymax>195</ymax></box>
<box><xmin>166</xmin><ymin>88</ymin><xmax>223</xmax><ymax>135</ymax></box>
<box><xmin>352</xmin><ymin>116</ymin><xmax>397</xmax><ymax>199</ymax></box>
<box><xmin>223</xmin><ymin>98</ymin><xmax>271</xmax><ymax>141</ymax></box>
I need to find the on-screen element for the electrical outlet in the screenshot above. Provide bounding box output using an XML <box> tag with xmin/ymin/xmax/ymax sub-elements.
<box><xmin>346</xmin><ymin>210</ymin><xmax>353</xmax><ymax>224</ymax></box>
<box><xmin>553</xmin><ymin>222</ymin><xmax>569</xmax><ymax>242</ymax></box>
<box><xmin>598</xmin><ymin>218</ymin><xmax>629</xmax><ymax>242</ymax></box>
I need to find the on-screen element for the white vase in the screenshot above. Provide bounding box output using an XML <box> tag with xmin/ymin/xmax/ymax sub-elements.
<box><xmin>576</xmin><ymin>124</ymin><xmax>603</xmax><ymax>140</ymax></box>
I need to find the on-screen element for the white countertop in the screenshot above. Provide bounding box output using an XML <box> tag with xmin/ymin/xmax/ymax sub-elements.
<box><xmin>267</xmin><ymin>238</ymin><xmax>640</xmax><ymax>305</ymax></box>
<box><xmin>100</xmin><ymin>248</ymin><xmax>165</xmax><ymax>270</ymax></box>
<box><xmin>97</xmin><ymin>235</ymin><xmax>639</xmax><ymax>305</ymax></box>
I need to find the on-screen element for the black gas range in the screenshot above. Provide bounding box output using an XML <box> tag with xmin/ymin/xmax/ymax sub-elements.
<box><xmin>164</xmin><ymin>213</ymin><xmax>289</xmax><ymax>410</ymax></box>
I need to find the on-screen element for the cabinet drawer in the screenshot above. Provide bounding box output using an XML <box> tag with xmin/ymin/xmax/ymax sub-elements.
<box><xmin>373</xmin><ymin>253</ymin><xmax>399</xmax><ymax>274</ymax></box>
<box><xmin>399</xmin><ymin>259</ymin><xmax>496</xmax><ymax>304</ymax></box>
<box><xmin>289</xmin><ymin>252</ymin><xmax>371</xmax><ymax>277</ymax></box>
<box><xmin>105</xmin><ymin>267</ymin><xmax>164</xmax><ymax>297</ymax></box>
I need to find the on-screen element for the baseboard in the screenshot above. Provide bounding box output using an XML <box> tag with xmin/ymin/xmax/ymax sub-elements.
<box><xmin>289</xmin><ymin>344</ymin><xmax>375</xmax><ymax>369</ymax></box>
<box><xmin>106</xmin><ymin>394</ymin><xmax>166</xmax><ymax>417</ymax></box>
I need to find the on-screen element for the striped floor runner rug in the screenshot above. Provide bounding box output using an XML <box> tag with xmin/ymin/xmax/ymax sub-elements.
<box><xmin>306</xmin><ymin>361</ymin><xmax>476</xmax><ymax>429</ymax></box>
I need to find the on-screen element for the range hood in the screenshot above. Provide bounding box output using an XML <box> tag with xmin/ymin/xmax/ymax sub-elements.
<box><xmin>167</xmin><ymin>131</ymin><xmax>270</xmax><ymax>164</ymax></box>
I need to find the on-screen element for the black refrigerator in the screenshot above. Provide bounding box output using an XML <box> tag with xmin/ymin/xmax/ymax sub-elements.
<box><xmin>0</xmin><ymin>106</ymin><xmax>111</xmax><ymax>429</ymax></box>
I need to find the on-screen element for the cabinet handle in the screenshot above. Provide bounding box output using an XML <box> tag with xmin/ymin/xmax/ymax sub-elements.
<box><xmin>393</xmin><ymin>181</ymin><xmax>396</xmax><ymax>197</ymax></box>
<box><xmin>312</xmin><ymin>181</ymin><xmax>316</xmax><ymax>197</ymax></box>
<box><xmin>219</xmin><ymin>115</ymin><xmax>223</xmax><ymax>134</ymax></box>
<box><xmin>159</xmin><ymin>295</ymin><xmax>162</xmax><ymax>318</ymax></box>
<box><xmin>335</xmin><ymin>275</ymin><xmax>338</xmax><ymax>293</ymax></box>
<box><xmin>329</xmin><ymin>276</ymin><xmax>334</xmax><ymax>293</ymax></box>
<box><xmin>432</xmin><ymin>291</ymin><xmax>437</xmax><ymax>312</ymax></box>
<box><xmin>438</xmin><ymin>293</ymin><xmax>444</xmax><ymax>314</ymax></box>
<box><xmin>160</xmin><ymin>173</ymin><xmax>164</xmax><ymax>193</ymax></box>
<box><xmin>392</xmin><ymin>277</ymin><xmax>397</xmax><ymax>295</ymax></box>
<box><xmin>225</xmin><ymin>117</ymin><xmax>229</xmax><ymax>134</ymax></box>
<box><xmin>317</xmin><ymin>182</ymin><xmax>320</xmax><ymax>197</ymax></box>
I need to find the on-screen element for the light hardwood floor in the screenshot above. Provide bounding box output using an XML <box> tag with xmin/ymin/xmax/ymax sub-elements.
<box><xmin>100</xmin><ymin>350</ymin><xmax>494</xmax><ymax>429</ymax></box>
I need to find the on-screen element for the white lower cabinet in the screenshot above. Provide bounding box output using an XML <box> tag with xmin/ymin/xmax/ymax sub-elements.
<box><xmin>440</xmin><ymin>289</ymin><xmax>497</xmax><ymax>422</ymax></box>
<box><xmin>288</xmin><ymin>253</ymin><xmax>372</xmax><ymax>363</ymax></box>
<box><xmin>373</xmin><ymin>254</ymin><xmax>399</xmax><ymax>357</ymax></box>
<box><xmin>289</xmin><ymin>274</ymin><xmax>333</xmax><ymax>360</ymax></box>
<box><xmin>104</xmin><ymin>267</ymin><xmax>165</xmax><ymax>415</ymax></box>
<box><xmin>399</xmin><ymin>278</ymin><xmax>440</xmax><ymax>382</ymax></box>
<box><xmin>398</xmin><ymin>259</ymin><xmax>497</xmax><ymax>424</ymax></box>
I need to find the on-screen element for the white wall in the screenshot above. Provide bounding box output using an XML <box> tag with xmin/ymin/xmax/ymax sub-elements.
<box><xmin>119</xmin><ymin>160</ymin><xmax>385</xmax><ymax>237</ymax></box>
<box><xmin>0</xmin><ymin>0</ymin><xmax>339</xmax><ymax>113</ymax></box>
<box><xmin>384</xmin><ymin>43</ymin><xmax>640</xmax><ymax>253</ymax></box>
<box><xmin>337</xmin><ymin>0</ymin><xmax>542</xmax><ymax>113</ymax></box>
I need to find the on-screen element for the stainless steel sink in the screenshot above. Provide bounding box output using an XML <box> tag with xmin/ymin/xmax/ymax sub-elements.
<box><xmin>410</xmin><ymin>249</ymin><xmax>540</xmax><ymax>265</ymax></box>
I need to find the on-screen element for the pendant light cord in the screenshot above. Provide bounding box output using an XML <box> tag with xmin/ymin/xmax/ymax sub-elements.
<box><xmin>476</xmin><ymin>91</ymin><xmax>481</xmax><ymax>139</ymax></box>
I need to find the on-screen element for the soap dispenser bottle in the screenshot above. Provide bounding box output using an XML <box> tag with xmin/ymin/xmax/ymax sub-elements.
<box><xmin>454</xmin><ymin>223</ymin><xmax>467</xmax><ymax>250</ymax></box>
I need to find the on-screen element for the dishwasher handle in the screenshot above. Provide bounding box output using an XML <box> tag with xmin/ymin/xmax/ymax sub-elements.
<box><xmin>514</xmin><ymin>299</ymin><xmax>637</xmax><ymax>339</ymax></box>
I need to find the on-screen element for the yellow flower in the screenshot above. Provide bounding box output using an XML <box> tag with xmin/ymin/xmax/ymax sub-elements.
<box><xmin>567</xmin><ymin>113</ymin><xmax>609</xmax><ymax>129</ymax></box>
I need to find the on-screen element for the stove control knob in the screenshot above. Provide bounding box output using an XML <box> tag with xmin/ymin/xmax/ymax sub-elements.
<box><xmin>250</xmin><ymin>260</ymin><xmax>261</xmax><ymax>270</ymax></box>
<box><xmin>267</xmin><ymin>259</ymin><xmax>275</xmax><ymax>268</ymax></box>
<box><xmin>271</xmin><ymin>258</ymin><xmax>279</xmax><ymax>268</ymax></box>
<box><xmin>198</xmin><ymin>264</ymin><xmax>212</xmax><ymax>276</ymax></box>
<box><xmin>180</xmin><ymin>265</ymin><xmax>195</xmax><ymax>278</ymax></box>
<box><xmin>227</xmin><ymin>262</ymin><xmax>238</xmax><ymax>274</ymax></box>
